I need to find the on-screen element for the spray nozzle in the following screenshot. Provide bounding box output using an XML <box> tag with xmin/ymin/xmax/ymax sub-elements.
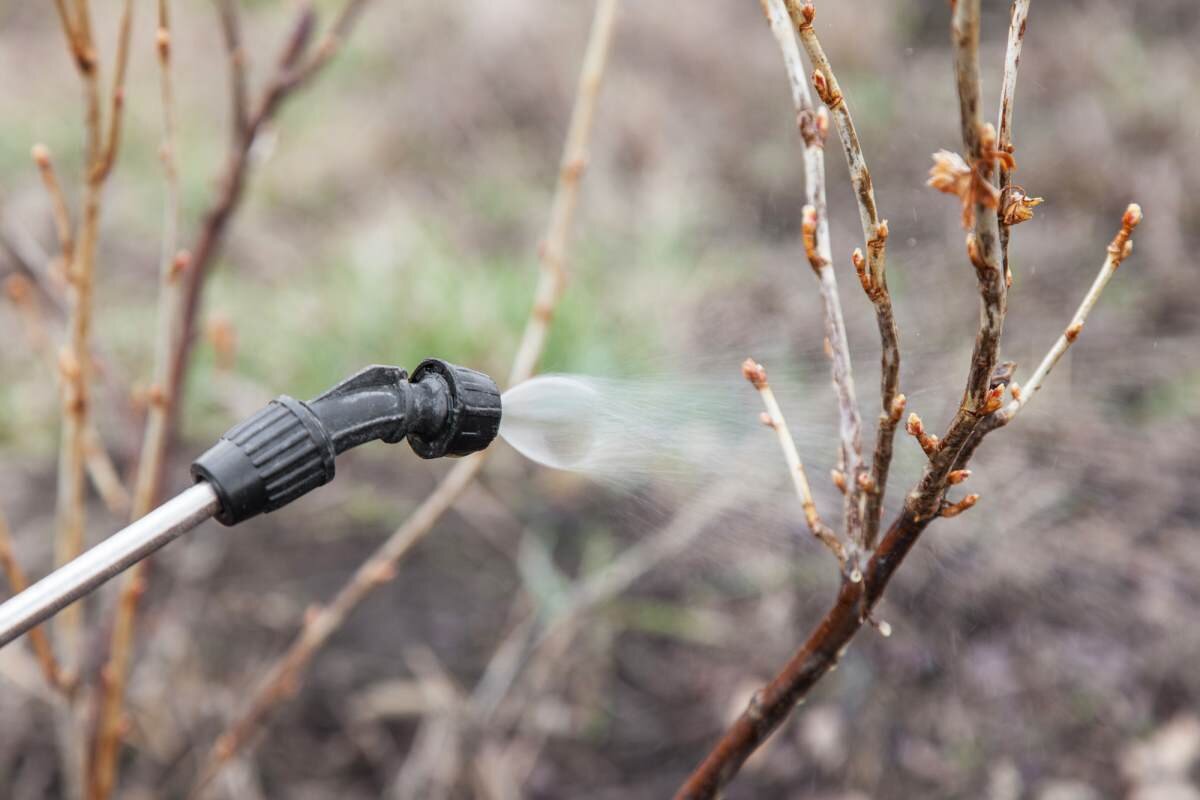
<box><xmin>191</xmin><ymin>359</ymin><xmax>501</xmax><ymax>525</ymax></box>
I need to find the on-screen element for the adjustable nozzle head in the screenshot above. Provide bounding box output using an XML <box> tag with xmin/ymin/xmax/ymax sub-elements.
<box><xmin>407</xmin><ymin>359</ymin><xmax>502</xmax><ymax>459</ymax></box>
<box><xmin>191</xmin><ymin>360</ymin><xmax>501</xmax><ymax>526</ymax></box>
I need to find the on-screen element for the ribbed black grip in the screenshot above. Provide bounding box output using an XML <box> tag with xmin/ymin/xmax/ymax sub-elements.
<box><xmin>191</xmin><ymin>396</ymin><xmax>335</xmax><ymax>525</ymax></box>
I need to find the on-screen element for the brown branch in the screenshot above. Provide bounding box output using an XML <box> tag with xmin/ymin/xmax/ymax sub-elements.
<box><xmin>743</xmin><ymin>358</ymin><xmax>848</xmax><ymax>568</ymax></box>
<box><xmin>4</xmin><ymin>275</ymin><xmax>128</xmax><ymax>516</ymax></box>
<box><xmin>998</xmin><ymin>0</ymin><xmax>1033</xmax><ymax>286</ymax></box>
<box><xmin>31</xmin><ymin>145</ymin><xmax>74</xmax><ymax>272</ymax></box>
<box><xmin>677</xmin><ymin>4</ymin><xmax>1118</xmax><ymax>796</ymax></box>
<box><xmin>949</xmin><ymin>0</ymin><xmax>1006</xmax><ymax>422</ymax></box>
<box><xmin>189</xmin><ymin>2</ymin><xmax>620</xmax><ymax>792</ymax></box>
<box><xmin>0</xmin><ymin>232</ymin><xmax>68</xmax><ymax>315</ymax></box>
<box><xmin>89</xmin><ymin>1</ymin><xmax>186</xmax><ymax>794</ymax></box>
<box><xmin>994</xmin><ymin>204</ymin><xmax>1142</xmax><ymax>427</ymax></box>
<box><xmin>54</xmin><ymin>0</ymin><xmax>92</xmax><ymax>75</ymax></box>
<box><xmin>90</xmin><ymin>0</ymin><xmax>134</xmax><ymax>184</ymax></box>
<box><xmin>214</xmin><ymin>0</ymin><xmax>250</xmax><ymax>141</ymax></box>
<box><xmin>0</xmin><ymin>504</ymin><xmax>61</xmax><ymax>689</ymax></box>
<box><xmin>79</xmin><ymin>11</ymin><xmax>368</xmax><ymax>793</ymax></box>
<box><xmin>40</xmin><ymin>2</ymin><xmax>135</xmax><ymax>795</ymax></box>
<box><xmin>52</xmin><ymin>0</ymin><xmax>98</xmax><ymax>692</ymax></box>
<box><xmin>166</xmin><ymin>0</ymin><xmax>358</xmax><ymax>447</ymax></box>
<box><xmin>276</xmin><ymin>0</ymin><xmax>372</xmax><ymax>92</ymax></box>
<box><xmin>53</xmin><ymin>0</ymin><xmax>131</xmax><ymax>692</ymax></box>
<box><xmin>787</xmin><ymin>0</ymin><xmax>901</xmax><ymax>549</ymax></box>
<box><xmin>758</xmin><ymin>0</ymin><xmax>866</xmax><ymax>550</ymax></box>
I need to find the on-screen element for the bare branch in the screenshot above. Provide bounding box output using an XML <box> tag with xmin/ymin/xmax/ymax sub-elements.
<box><xmin>53</xmin><ymin>0</ymin><xmax>92</xmax><ymax>75</ymax></box>
<box><xmin>759</xmin><ymin>0</ymin><xmax>866</xmax><ymax>548</ymax></box>
<box><xmin>3</xmin><ymin>275</ymin><xmax>128</xmax><ymax>515</ymax></box>
<box><xmin>677</xmin><ymin>5</ymin><xmax>1110</xmax><ymax>796</ymax></box>
<box><xmin>743</xmin><ymin>358</ymin><xmax>847</xmax><ymax>568</ymax></box>
<box><xmin>31</xmin><ymin>145</ymin><xmax>74</xmax><ymax>271</ymax></box>
<box><xmin>949</xmin><ymin>0</ymin><xmax>1006</xmax><ymax>420</ymax></box>
<box><xmin>214</xmin><ymin>0</ymin><xmax>249</xmax><ymax>140</ymax></box>
<box><xmin>787</xmin><ymin>0</ymin><xmax>902</xmax><ymax>549</ymax></box>
<box><xmin>998</xmin><ymin>204</ymin><xmax>1142</xmax><ymax>424</ymax></box>
<box><xmin>90</xmin><ymin>0</ymin><xmax>187</xmax><ymax>792</ymax></box>
<box><xmin>43</xmin><ymin>0</ymin><xmax>137</xmax><ymax>792</ymax></box>
<box><xmin>190</xmin><ymin>2</ymin><xmax>620</xmax><ymax>791</ymax></box>
<box><xmin>278</xmin><ymin>0</ymin><xmax>372</xmax><ymax>92</ymax></box>
<box><xmin>998</xmin><ymin>0</ymin><xmax>1033</xmax><ymax>285</ymax></box>
<box><xmin>0</xmin><ymin>505</ymin><xmax>61</xmax><ymax>689</ymax></box>
<box><xmin>53</xmin><ymin>0</ymin><xmax>131</xmax><ymax>693</ymax></box>
<box><xmin>90</xmin><ymin>0</ymin><xmax>134</xmax><ymax>183</ymax></box>
<box><xmin>506</xmin><ymin>0</ymin><xmax>616</xmax><ymax>387</ymax></box>
<box><xmin>166</xmin><ymin>0</ymin><xmax>366</xmax><ymax>444</ymax></box>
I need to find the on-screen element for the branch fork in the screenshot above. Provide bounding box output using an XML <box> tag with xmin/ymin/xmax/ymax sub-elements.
<box><xmin>675</xmin><ymin>2</ymin><xmax>1143</xmax><ymax>796</ymax></box>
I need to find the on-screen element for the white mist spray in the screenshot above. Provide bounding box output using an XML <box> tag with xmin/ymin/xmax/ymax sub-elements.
<box><xmin>499</xmin><ymin>371</ymin><xmax>840</xmax><ymax>493</ymax></box>
<box><xmin>497</xmin><ymin>369</ymin><xmax>848</xmax><ymax>567</ymax></box>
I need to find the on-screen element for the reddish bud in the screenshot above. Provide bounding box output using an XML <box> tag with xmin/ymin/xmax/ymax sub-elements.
<box><xmin>741</xmin><ymin>357</ymin><xmax>768</xmax><ymax>389</ymax></box>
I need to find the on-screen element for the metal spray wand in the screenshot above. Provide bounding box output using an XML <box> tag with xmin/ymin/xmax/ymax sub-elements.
<box><xmin>0</xmin><ymin>359</ymin><xmax>501</xmax><ymax>648</ymax></box>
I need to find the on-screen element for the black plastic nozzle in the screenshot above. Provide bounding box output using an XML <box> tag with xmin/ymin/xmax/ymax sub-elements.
<box><xmin>191</xmin><ymin>360</ymin><xmax>501</xmax><ymax>526</ymax></box>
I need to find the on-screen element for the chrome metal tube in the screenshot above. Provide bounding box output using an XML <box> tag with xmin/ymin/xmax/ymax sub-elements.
<box><xmin>0</xmin><ymin>483</ymin><xmax>221</xmax><ymax>649</ymax></box>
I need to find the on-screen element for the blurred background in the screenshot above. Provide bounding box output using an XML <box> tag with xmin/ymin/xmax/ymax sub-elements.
<box><xmin>1</xmin><ymin>1</ymin><xmax>1198</xmax><ymax>797</ymax></box>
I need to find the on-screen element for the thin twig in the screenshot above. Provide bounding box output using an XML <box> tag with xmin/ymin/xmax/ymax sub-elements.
<box><xmin>759</xmin><ymin>0</ymin><xmax>865</xmax><ymax>550</ymax></box>
<box><xmin>471</xmin><ymin>481</ymin><xmax>744</xmax><ymax>726</ymax></box>
<box><xmin>787</xmin><ymin>0</ymin><xmax>901</xmax><ymax>549</ymax></box>
<box><xmin>277</xmin><ymin>0</ymin><xmax>372</xmax><ymax>92</ymax></box>
<box><xmin>0</xmin><ymin>504</ymin><xmax>61</xmax><ymax>689</ymax></box>
<box><xmin>31</xmin><ymin>145</ymin><xmax>74</xmax><ymax>272</ymax></box>
<box><xmin>47</xmin><ymin>2</ymin><xmax>126</xmax><ymax>793</ymax></box>
<box><xmin>0</xmin><ymin>232</ymin><xmax>68</xmax><ymax>314</ymax></box>
<box><xmin>88</xmin><ymin>4</ymin><xmax>371</xmax><ymax>794</ymax></box>
<box><xmin>742</xmin><ymin>358</ymin><xmax>847</xmax><ymax>567</ymax></box>
<box><xmin>4</xmin><ymin>274</ymin><xmax>128</xmax><ymax>516</ymax></box>
<box><xmin>89</xmin><ymin>1</ymin><xmax>186</xmax><ymax>793</ymax></box>
<box><xmin>949</xmin><ymin>0</ymin><xmax>1006</xmax><ymax>424</ymax></box>
<box><xmin>997</xmin><ymin>204</ymin><xmax>1142</xmax><ymax>424</ymax></box>
<box><xmin>456</xmin><ymin>485</ymin><xmax>746</xmax><ymax>795</ymax></box>
<box><xmin>189</xmin><ymin>2</ymin><xmax>620</xmax><ymax>792</ymax></box>
<box><xmin>676</xmin><ymin>4</ymin><xmax>1080</xmax><ymax>795</ymax></box>
<box><xmin>91</xmin><ymin>0</ymin><xmax>134</xmax><ymax>184</ymax></box>
<box><xmin>52</xmin><ymin>0</ymin><xmax>132</xmax><ymax>718</ymax></box>
<box><xmin>214</xmin><ymin>0</ymin><xmax>250</xmax><ymax>141</ymax></box>
<box><xmin>52</xmin><ymin>0</ymin><xmax>102</xmax><ymax>689</ymax></box>
<box><xmin>998</xmin><ymin>0</ymin><xmax>1033</xmax><ymax>286</ymax></box>
<box><xmin>165</xmin><ymin>0</ymin><xmax>358</xmax><ymax>444</ymax></box>
<box><xmin>52</xmin><ymin>0</ymin><xmax>78</xmax><ymax>58</ymax></box>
